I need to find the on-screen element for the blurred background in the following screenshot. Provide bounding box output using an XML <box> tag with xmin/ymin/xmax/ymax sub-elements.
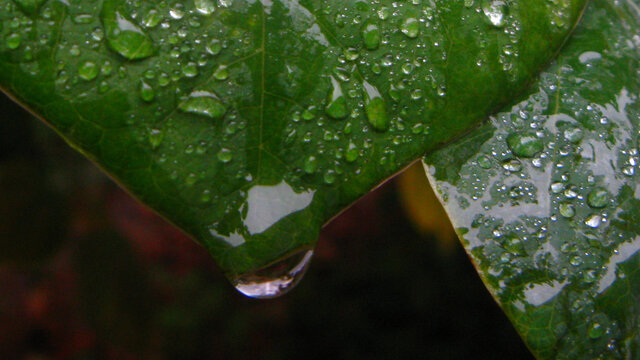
<box><xmin>0</xmin><ymin>91</ymin><xmax>534</xmax><ymax>359</ymax></box>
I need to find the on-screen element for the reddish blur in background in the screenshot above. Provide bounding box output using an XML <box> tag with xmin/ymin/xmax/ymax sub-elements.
<box><xmin>0</xmin><ymin>93</ymin><xmax>534</xmax><ymax>359</ymax></box>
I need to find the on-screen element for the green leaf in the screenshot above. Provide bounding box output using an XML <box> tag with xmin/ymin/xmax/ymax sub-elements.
<box><xmin>0</xmin><ymin>0</ymin><xmax>585</xmax><ymax>285</ymax></box>
<box><xmin>424</xmin><ymin>0</ymin><xmax>640</xmax><ymax>357</ymax></box>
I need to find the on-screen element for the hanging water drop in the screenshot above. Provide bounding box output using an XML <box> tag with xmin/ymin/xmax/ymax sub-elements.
<box><xmin>362</xmin><ymin>80</ymin><xmax>389</xmax><ymax>131</ymax></box>
<box><xmin>324</xmin><ymin>76</ymin><xmax>348</xmax><ymax>120</ymax></box>
<box><xmin>101</xmin><ymin>0</ymin><xmax>156</xmax><ymax>60</ymax></box>
<box><xmin>232</xmin><ymin>248</ymin><xmax>315</xmax><ymax>299</ymax></box>
<box><xmin>179</xmin><ymin>90</ymin><xmax>227</xmax><ymax>119</ymax></box>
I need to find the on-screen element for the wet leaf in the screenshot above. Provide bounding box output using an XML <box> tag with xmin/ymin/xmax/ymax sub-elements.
<box><xmin>424</xmin><ymin>0</ymin><xmax>640</xmax><ymax>357</ymax></box>
<box><xmin>0</xmin><ymin>0</ymin><xmax>585</xmax><ymax>288</ymax></box>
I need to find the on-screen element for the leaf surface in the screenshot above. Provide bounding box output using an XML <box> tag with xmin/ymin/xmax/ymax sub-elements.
<box><xmin>424</xmin><ymin>0</ymin><xmax>640</xmax><ymax>357</ymax></box>
<box><xmin>0</xmin><ymin>0</ymin><xmax>585</xmax><ymax>278</ymax></box>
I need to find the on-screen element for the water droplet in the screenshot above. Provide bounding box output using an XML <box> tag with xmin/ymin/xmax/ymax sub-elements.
<box><xmin>182</xmin><ymin>62</ymin><xmax>199</xmax><ymax>77</ymax></box>
<box><xmin>102</xmin><ymin>0</ymin><xmax>156</xmax><ymax>60</ymax></box>
<box><xmin>482</xmin><ymin>0</ymin><xmax>508</xmax><ymax>28</ymax></box>
<box><xmin>570</xmin><ymin>255</ymin><xmax>583</xmax><ymax>266</ymax></box>
<box><xmin>179</xmin><ymin>91</ymin><xmax>226</xmax><ymax>119</ymax></box>
<box><xmin>587</xmin><ymin>187</ymin><xmax>608</xmax><ymax>208</ymax></box>
<box><xmin>507</xmin><ymin>132</ymin><xmax>543</xmax><ymax>158</ymax></box>
<box><xmin>69</xmin><ymin>45</ymin><xmax>81</xmax><ymax>57</ymax></box>
<box><xmin>149</xmin><ymin>128</ymin><xmax>163</xmax><ymax>149</ymax></box>
<box><xmin>304</xmin><ymin>156</ymin><xmax>318</xmax><ymax>174</ymax></box>
<box><xmin>78</xmin><ymin>61</ymin><xmax>99</xmax><ymax>81</ymax></box>
<box><xmin>169</xmin><ymin>6</ymin><xmax>185</xmax><ymax>19</ymax></box>
<box><xmin>324</xmin><ymin>170</ymin><xmax>337</xmax><ymax>184</ymax></box>
<box><xmin>401</xmin><ymin>63</ymin><xmax>414</xmax><ymax>75</ymax></box>
<box><xmin>142</xmin><ymin>9</ymin><xmax>162</xmax><ymax>28</ymax></box>
<box><xmin>217</xmin><ymin>148</ymin><xmax>233</xmax><ymax>163</ymax></box>
<box><xmin>563</xmin><ymin>126</ymin><xmax>584</xmax><ymax>143</ymax></box>
<box><xmin>588</xmin><ymin>321</ymin><xmax>605</xmax><ymax>339</ymax></box>
<box><xmin>502</xmin><ymin>159</ymin><xmax>522</xmax><ymax>172</ymax></box>
<box><xmin>213</xmin><ymin>65</ymin><xmax>228</xmax><ymax>80</ymax></box>
<box><xmin>233</xmin><ymin>248</ymin><xmax>314</xmax><ymax>299</ymax></box>
<box><xmin>158</xmin><ymin>72</ymin><xmax>170</xmax><ymax>86</ymax></box>
<box><xmin>362</xmin><ymin>22</ymin><xmax>381</xmax><ymax>50</ymax></box>
<box><xmin>400</xmin><ymin>17</ymin><xmax>420</xmax><ymax>38</ymax></box>
<box><xmin>73</xmin><ymin>14</ymin><xmax>93</xmax><ymax>24</ymax></box>
<box><xmin>6</xmin><ymin>33</ymin><xmax>22</xmax><ymax>50</ymax></box>
<box><xmin>362</xmin><ymin>80</ymin><xmax>389</xmax><ymax>131</ymax></box>
<box><xmin>333</xmin><ymin>67</ymin><xmax>351</xmax><ymax>82</ymax></box>
<box><xmin>623</xmin><ymin>166</ymin><xmax>635</xmax><ymax>176</ymax></box>
<box><xmin>585</xmin><ymin>214</ymin><xmax>602</xmax><ymax>228</ymax></box>
<box><xmin>343</xmin><ymin>47</ymin><xmax>360</xmax><ymax>61</ymax></box>
<box><xmin>477</xmin><ymin>155</ymin><xmax>492</xmax><ymax>169</ymax></box>
<box><xmin>140</xmin><ymin>80</ymin><xmax>155</xmax><ymax>102</ymax></box>
<box><xmin>185</xmin><ymin>172</ymin><xmax>198</xmax><ymax>186</ymax></box>
<box><xmin>564</xmin><ymin>186</ymin><xmax>578</xmax><ymax>199</ymax></box>
<box><xmin>302</xmin><ymin>108</ymin><xmax>315</xmax><ymax>120</ymax></box>
<box><xmin>206</xmin><ymin>38</ymin><xmax>222</xmax><ymax>55</ymax></box>
<box><xmin>325</xmin><ymin>76</ymin><xmax>348</xmax><ymax>120</ymax></box>
<box><xmin>345</xmin><ymin>142</ymin><xmax>359</xmax><ymax>162</ymax></box>
<box><xmin>378</xmin><ymin>6</ymin><xmax>390</xmax><ymax>20</ymax></box>
<box><xmin>550</xmin><ymin>182</ymin><xmax>565</xmax><ymax>193</ymax></box>
<box><xmin>388</xmin><ymin>84</ymin><xmax>401</xmax><ymax>101</ymax></box>
<box><xmin>194</xmin><ymin>0</ymin><xmax>216</xmax><ymax>15</ymax></box>
<box><xmin>558</xmin><ymin>203</ymin><xmax>575</xmax><ymax>218</ymax></box>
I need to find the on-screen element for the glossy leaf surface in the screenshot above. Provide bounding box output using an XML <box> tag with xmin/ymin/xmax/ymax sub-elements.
<box><xmin>0</xmin><ymin>0</ymin><xmax>585</xmax><ymax>279</ymax></box>
<box><xmin>424</xmin><ymin>0</ymin><xmax>640</xmax><ymax>357</ymax></box>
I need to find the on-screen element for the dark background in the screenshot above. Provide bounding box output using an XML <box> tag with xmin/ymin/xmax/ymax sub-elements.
<box><xmin>0</xmin><ymin>92</ymin><xmax>534</xmax><ymax>359</ymax></box>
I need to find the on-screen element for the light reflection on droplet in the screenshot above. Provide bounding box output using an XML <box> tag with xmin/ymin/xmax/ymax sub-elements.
<box><xmin>233</xmin><ymin>248</ymin><xmax>314</xmax><ymax>299</ymax></box>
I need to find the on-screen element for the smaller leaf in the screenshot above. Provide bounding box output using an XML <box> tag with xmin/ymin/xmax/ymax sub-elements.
<box><xmin>424</xmin><ymin>0</ymin><xmax>640</xmax><ymax>358</ymax></box>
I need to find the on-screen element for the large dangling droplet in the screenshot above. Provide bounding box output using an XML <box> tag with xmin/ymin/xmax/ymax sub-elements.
<box><xmin>232</xmin><ymin>247</ymin><xmax>315</xmax><ymax>299</ymax></box>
